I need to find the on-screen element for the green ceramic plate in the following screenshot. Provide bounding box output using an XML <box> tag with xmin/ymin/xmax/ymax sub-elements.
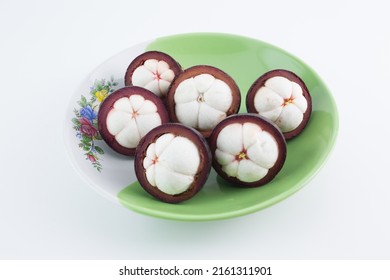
<box><xmin>65</xmin><ymin>33</ymin><xmax>338</xmax><ymax>221</ymax></box>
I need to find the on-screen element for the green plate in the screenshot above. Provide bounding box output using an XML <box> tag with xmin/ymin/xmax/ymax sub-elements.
<box><xmin>65</xmin><ymin>33</ymin><xmax>338</xmax><ymax>221</ymax></box>
<box><xmin>117</xmin><ymin>33</ymin><xmax>338</xmax><ymax>221</ymax></box>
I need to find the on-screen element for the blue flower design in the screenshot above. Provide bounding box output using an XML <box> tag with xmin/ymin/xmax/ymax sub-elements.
<box><xmin>80</xmin><ymin>105</ymin><xmax>97</xmax><ymax>123</ymax></box>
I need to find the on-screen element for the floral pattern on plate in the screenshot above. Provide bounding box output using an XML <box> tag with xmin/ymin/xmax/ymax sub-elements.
<box><xmin>72</xmin><ymin>77</ymin><xmax>118</xmax><ymax>171</ymax></box>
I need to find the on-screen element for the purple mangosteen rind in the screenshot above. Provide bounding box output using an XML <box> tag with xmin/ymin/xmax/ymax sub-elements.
<box><xmin>166</xmin><ymin>65</ymin><xmax>241</xmax><ymax>138</ymax></box>
<box><xmin>134</xmin><ymin>123</ymin><xmax>212</xmax><ymax>203</ymax></box>
<box><xmin>246</xmin><ymin>69</ymin><xmax>312</xmax><ymax>140</ymax></box>
<box><xmin>208</xmin><ymin>113</ymin><xmax>287</xmax><ymax>188</ymax></box>
<box><xmin>97</xmin><ymin>86</ymin><xmax>170</xmax><ymax>156</ymax></box>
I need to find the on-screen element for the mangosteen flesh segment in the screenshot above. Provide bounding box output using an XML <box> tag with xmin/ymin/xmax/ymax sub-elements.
<box><xmin>98</xmin><ymin>87</ymin><xmax>168</xmax><ymax>156</ymax></box>
<box><xmin>216</xmin><ymin>123</ymin><xmax>278</xmax><ymax>182</ymax></box>
<box><xmin>131</xmin><ymin>59</ymin><xmax>175</xmax><ymax>98</ymax></box>
<box><xmin>142</xmin><ymin>133</ymin><xmax>201</xmax><ymax>195</ymax></box>
<box><xmin>210</xmin><ymin>114</ymin><xmax>287</xmax><ymax>187</ymax></box>
<box><xmin>125</xmin><ymin>51</ymin><xmax>181</xmax><ymax>98</ymax></box>
<box><xmin>108</xmin><ymin>95</ymin><xmax>162</xmax><ymax>148</ymax></box>
<box><xmin>175</xmin><ymin>74</ymin><xmax>233</xmax><ymax>130</ymax></box>
<box><xmin>253</xmin><ymin>76</ymin><xmax>308</xmax><ymax>133</ymax></box>
<box><xmin>168</xmin><ymin>66</ymin><xmax>241</xmax><ymax>137</ymax></box>
<box><xmin>135</xmin><ymin>124</ymin><xmax>212</xmax><ymax>203</ymax></box>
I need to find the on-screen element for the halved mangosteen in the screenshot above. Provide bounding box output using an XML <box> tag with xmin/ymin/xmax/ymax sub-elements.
<box><xmin>246</xmin><ymin>69</ymin><xmax>312</xmax><ymax>140</ymax></box>
<box><xmin>166</xmin><ymin>65</ymin><xmax>241</xmax><ymax>138</ymax></box>
<box><xmin>98</xmin><ymin>86</ymin><xmax>169</xmax><ymax>156</ymax></box>
<box><xmin>208</xmin><ymin>114</ymin><xmax>287</xmax><ymax>187</ymax></box>
<box><xmin>134</xmin><ymin>123</ymin><xmax>212</xmax><ymax>203</ymax></box>
<box><xmin>124</xmin><ymin>51</ymin><xmax>182</xmax><ymax>100</ymax></box>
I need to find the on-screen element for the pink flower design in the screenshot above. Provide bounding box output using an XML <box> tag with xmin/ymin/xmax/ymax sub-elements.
<box><xmin>87</xmin><ymin>154</ymin><xmax>96</xmax><ymax>162</ymax></box>
<box><xmin>79</xmin><ymin>117</ymin><xmax>98</xmax><ymax>138</ymax></box>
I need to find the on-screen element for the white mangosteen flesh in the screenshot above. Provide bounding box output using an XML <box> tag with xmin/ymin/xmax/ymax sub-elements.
<box><xmin>131</xmin><ymin>59</ymin><xmax>175</xmax><ymax>97</ymax></box>
<box><xmin>174</xmin><ymin>74</ymin><xmax>233</xmax><ymax>131</ymax></box>
<box><xmin>254</xmin><ymin>76</ymin><xmax>308</xmax><ymax>132</ymax></box>
<box><xmin>142</xmin><ymin>133</ymin><xmax>201</xmax><ymax>195</ymax></box>
<box><xmin>106</xmin><ymin>95</ymin><xmax>162</xmax><ymax>148</ymax></box>
<box><xmin>215</xmin><ymin>122</ymin><xmax>279</xmax><ymax>183</ymax></box>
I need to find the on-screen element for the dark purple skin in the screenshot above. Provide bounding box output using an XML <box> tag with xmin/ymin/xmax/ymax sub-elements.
<box><xmin>246</xmin><ymin>69</ymin><xmax>312</xmax><ymax>140</ymax></box>
<box><xmin>208</xmin><ymin>113</ymin><xmax>287</xmax><ymax>188</ymax></box>
<box><xmin>166</xmin><ymin>65</ymin><xmax>241</xmax><ymax>138</ymax></box>
<box><xmin>97</xmin><ymin>86</ymin><xmax>169</xmax><ymax>156</ymax></box>
<box><xmin>124</xmin><ymin>50</ymin><xmax>182</xmax><ymax>100</ymax></box>
<box><xmin>134</xmin><ymin>123</ymin><xmax>212</xmax><ymax>204</ymax></box>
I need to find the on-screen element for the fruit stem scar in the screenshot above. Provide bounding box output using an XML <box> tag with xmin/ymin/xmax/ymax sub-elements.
<box><xmin>197</xmin><ymin>93</ymin><xmax>205</xmax><ymax>102</ymax></box>
<box><xmin>153</xmin><ymin>71</ymin><xmax>161</xmax><ymax>81</ymax></box>
<box><xmin>283</xmin><ymin>97</ymin><xmax>294</xmax><ymax>106</ymax></box>
<box><xmin>235</xmin><ymin>150</ymin><xmax>247</xmax><ymax>161</ymax></box>
<box><xmin>152</xmin><ymin>156</ymin><xmax>158</xmax><ymax>164</ymax></box>
<box><xmin>131</xmin><ymin>111</ymin><xmax>138</xmax><ymax>118</ymax></box>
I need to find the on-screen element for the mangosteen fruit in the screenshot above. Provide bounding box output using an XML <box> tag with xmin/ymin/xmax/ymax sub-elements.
<box><xmin>98</xmin><ymin>86</ymin><xmax>169</xmax><ymax>156</ymax></box>
<box><xmin>208</xmin><ymin>114</ymin><xmax>287</xmax><ymax>187</ymax></box>
<box><xmin>124</xmin><ymin>51</ymin><xmax>182</xmax><ymax>99</ymax></box>
<box><xmin>246</xmin><ymin>69</ymin><xmax>312</xmax><ymax>139</ymax></box>
<box><xmin>134</xmin><ymin>123</ymin><xmax>212</xmax><ymax>203</ymax></box>
<box><xmin>166</xmin><ymin>65</ymin><xmax>241</xmax><ymax>138</ymax></box>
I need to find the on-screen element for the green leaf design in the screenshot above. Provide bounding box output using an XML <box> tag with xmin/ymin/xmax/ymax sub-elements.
<box><xmin>72</xmin><ymin>118</ymin><xmax>80</xmax><ymax>126</ymax></box>
<box><xmin>93</xmin><ymin>161</ymin><xmax>103</xmax><ymax>172</ymax></box>
<box><xmin>95</xmin><ymin>146</ymin><xmax>104</xmax><ymax>155</ymax></box>
<box><xmin>82</xmin><ymin>140</ymin><xmax>91</xmax><ymax>147</ymax></box>
<box><xmin>79</xmin><ymin>95</ymin><xmax>87</xmax><ymax>107</ymax></box>
<box><xmin>73</xmin><ymin>108</ymin><xmax>79</xmax><ymax>115</ymax></box>
<box><xmin>82</xmin><ymin>134</ymin><xmax>92</xmax><ymax>142</ymax></box>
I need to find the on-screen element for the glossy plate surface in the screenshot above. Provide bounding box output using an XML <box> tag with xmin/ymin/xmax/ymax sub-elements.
<box><xmin>64</xmin><ymin>33</ymin><xmax>338</xmax><ymax>221</ymax></box>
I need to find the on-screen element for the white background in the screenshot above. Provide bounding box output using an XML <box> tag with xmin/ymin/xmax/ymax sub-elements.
<box><xmin>1</xmin><ymin>0</ymin><xmax>389</xmax><ymax>259</ymax></box>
